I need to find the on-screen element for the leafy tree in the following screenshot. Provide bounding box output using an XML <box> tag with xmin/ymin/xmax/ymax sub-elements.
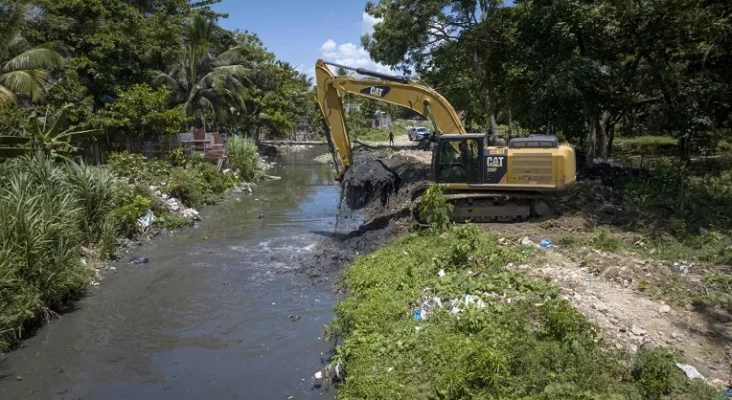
<box><xmin>99</xmin><ymin>84</ymin><xmax>189</xmax><ymax>140</ymax></box>
<box><xmin>23</xmin><ymin>0</ymin><xmax>191</xmax><ymax>109</ymax></box>
<box><xmin>0</xmin><ymin>0</ymin><xmax>64</xmax><ymax>105</ymax></box>
<box><xmin>153</xmin><ymin>13</ymin><xmax>251</xmax><ymax>131</ymax></box>
<box><xmin>3</xmin><ymin>105</ymin><xmax>101</xmax><ymax>160</ymax></box>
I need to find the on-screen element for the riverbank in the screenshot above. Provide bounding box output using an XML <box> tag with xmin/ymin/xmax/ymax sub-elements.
<box><xmin>314</xmin><ymin>145</ymin><xmax>732</xmax><ymax>398</ymax></box>
<box><xmin>0</xmin><ymin>145</ymin><xmax>341</xmax><ymax>400</ymax></box>
<box><xmin>0</xmin><ymin>141</ymin><xmax>267</xmax><ymax>353</ymax></box>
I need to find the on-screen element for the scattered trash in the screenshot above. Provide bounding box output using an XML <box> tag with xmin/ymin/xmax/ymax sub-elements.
<box><xmin>258</xmin><ymin>213</ymin><xmax>265</xmax><ymax>219</ymax></box>
<box><xmin>137</xmin><ymin>209</ymin><xmax>155</xmax><ymax>231</ymax></box>
<box><xmin>437</xmin><ymin>269</ymin><xmax>446</xmax><ymax>277</ymax></box>
<box><xmin>289</xmin><ymin>314</ymin><xmax>301</xmax><ymax>321</ymax></box>
<box><xmin>410</xmin><ymin>291</ymin><xmax>517</xmax><ymax>321</ymax></box>
<box><xmin>91</xmin><ymin>281</ymin><xmax>100</xmax><ymax>286</ymax></box>
<box><xmin>669</xmin><ymin>261</ymin><xmax>692</xmax><ymax>274</ymax></box>
<box><xmin>312</xmin><ymin>361</ymin><xmax>344</xmax><ymax>388</ymax></box>
<box><xmin>130</xmin><ymin>256</ymin><xmax>149</xmax><ymax>265</ymax></box>
<box><xmin>540</xmin><ymin>238</ymin><xmax>553</xmax><ymax>249</ymax></box>
<box><xmin>675</xmin><ymin>363</ymin><xmax>706</xmax><ymax>381</ymax></box>
<box><xmin>15</xmin><ymin>376</ymin><xmax>22</xmax><ymax>381</ymax></box>
<box><xmin>386</xmin><ymin>367</ymin><xmax>394</xmax><ymax>372</ymax></box>
<box><xmin>166</xmin><ymin>197</ymin><xmax>181</xmax><ymax>212</ymax></box>
<box><xmin>699</xmin><ymin>227</ymin><xmax>709</xmax><ymax>236</ymax></box>
<box><xmin>520</xmin><ymin>236</ymin><xmax>535</xmax><ymax>246</ymax></box>
<box><xmin>182</xmin><ymin>208</ymin><xmax>201</xmax><ymax>220</ymax></box>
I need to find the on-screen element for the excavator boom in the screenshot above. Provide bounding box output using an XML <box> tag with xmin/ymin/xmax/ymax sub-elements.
<box><xmin>314</xmin><ymin>59</ymin><xmax>577</xmax><ymax>223</ymax></box>
<box><xmin>315</xmin><ymin>59</ymin><xmax>466</xmax><ymax>180</ymax></box>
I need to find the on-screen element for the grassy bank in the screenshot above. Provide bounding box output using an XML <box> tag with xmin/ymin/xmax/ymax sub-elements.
<box><xmin>0</xmin><ymin>137</ymin><xmax>260</xmax><ymax>351</ymax></box>
<box><xmin>350</xmin><ymin>119</ymin><xmax>420</xmax><ymax>142</ymax></box>
<box><xmin>327</xmin><ymin>222</ymin><xmax>715</xmax><ymax>399</ymax></box>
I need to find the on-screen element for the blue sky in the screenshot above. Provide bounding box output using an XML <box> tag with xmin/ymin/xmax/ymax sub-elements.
<box><xmin>212</xmin><ymin>1</ymin><xmax>386</xmax><ymax>80</ymax></box>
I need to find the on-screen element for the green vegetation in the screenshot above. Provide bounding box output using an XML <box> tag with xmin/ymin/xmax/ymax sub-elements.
<box><xmin>350</xmin><ymin>120</ymin><xmax>413</xmax><ymax>142</ymax></box>
<box><xmin>225</xmin><ymin>135</ymin><xmax>260</xmax><ymax>182</ymax></box>
<box><xmin>363</xmin><ymin>0</ymin><xmax>731</xmax><ymax>164</ymax></box>
<box><xmin>0</xmin><ymin>153</ymin><xmax>112</xmax><ymax>351</ymax></box>
<box><xmin>558</xmin><ymin>227</ymin><xmax>628</xmax><ymax>253</ymax></box>
<box><xmin>0</xmin><ymin>0</ymin><xmax>316</xmax><ymax>160</ymax></box>
<box><xmin>329</xmin><ymin>224</ymin><xmax>715</xmax><ymax>399</ymax></box>
<box><xmin>0</xmin><ymin>149</ymin><xmax>247</xmax><ymax>351</ymax></box>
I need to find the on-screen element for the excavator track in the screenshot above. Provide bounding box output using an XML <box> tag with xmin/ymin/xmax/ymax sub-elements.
<box><xmin>410</xmin><ymin>188</ymin><xmax>555</xmax><ymax>225</ymax></box>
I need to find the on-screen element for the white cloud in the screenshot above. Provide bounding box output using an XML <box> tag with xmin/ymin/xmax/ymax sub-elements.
<box><xmin>319</xmin><ymin>39</ymin><xmax>394</xmax><ymax>76</ymax></box>
<box><xmin>302</xmin><ymin>13</ymin><xmax>396</xmax><ymax>84</ymax></box>
<box><xmin>361</xmin><ymin>12</ymin><xmax>382</xmax><ymax>35</ymax></box>
<box><xmin>320</xmin><ymin>39</ymin><xmax>337</xmax><ymax>52</ymax></box>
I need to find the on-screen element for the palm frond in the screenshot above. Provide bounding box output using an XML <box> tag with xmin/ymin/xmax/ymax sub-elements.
<box><xmin>0</xmin><ymin>85</ymin><xmax>18</xmax><ymax>105</ymax></box>
<box><xmin>0</xmin><ymin>69</ymin><xmax>48</xmax><ymax>103</ymax></box>
<box><xmin>3</xmin><ymin>48</ymin><xmax>64</xmax><ymax>72</ymax></box>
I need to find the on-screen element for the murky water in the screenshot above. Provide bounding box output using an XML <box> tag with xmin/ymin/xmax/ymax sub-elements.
<box><xmin>1</xmin><ymin>146</ymin><xmax>347</xmax><ymax>400</ymax></box>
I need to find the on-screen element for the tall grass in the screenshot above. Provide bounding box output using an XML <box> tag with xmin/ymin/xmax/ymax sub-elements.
<box><xmin>0</xmin><ymin>153</ymin><xmax>116</xmax><ymax>351</ymax></box>
<box><xmin>225</xmin><ymin>135</ymin><xmax>260</xmax><ymax>182</ymax></box>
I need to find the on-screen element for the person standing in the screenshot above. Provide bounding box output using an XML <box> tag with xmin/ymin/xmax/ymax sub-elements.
<box><xmin>388</xmin><ymin>131</ymin><xmax>394</xmax><ymax>146</ymax></box>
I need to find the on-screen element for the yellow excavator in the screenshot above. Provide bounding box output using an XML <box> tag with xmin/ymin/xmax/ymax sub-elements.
<box><xmin>315</xmin><ymin>59</ymin><xmax>577</xmax><ymax>222</ymax></box>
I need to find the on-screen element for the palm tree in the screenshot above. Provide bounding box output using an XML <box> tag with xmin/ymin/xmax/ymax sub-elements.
<box><xmin>1</xmin><ymin>105</ymin><xmax>100</xmax><ymax>160</ymax></box>
<box><xmin>153</xmin><ymin>14</ymin><xmax>251</xmax><ymax>131</ymax></box>
<box><xmin>0</xmin><ymin>1</ymin><xmax>64</xmax><ymax>105</ymax></box>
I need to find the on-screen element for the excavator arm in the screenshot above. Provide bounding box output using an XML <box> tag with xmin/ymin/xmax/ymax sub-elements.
<box><xmin>315</xmin><ymin>59</ymin><xmax>466</xmax><ymax>181</ymax></box>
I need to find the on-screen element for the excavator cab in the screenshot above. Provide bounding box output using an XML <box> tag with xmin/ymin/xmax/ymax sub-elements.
<box><xmin>433</xmin><ymin>134</ymin><xmax>486</xmax><ymax>184</ymax></box>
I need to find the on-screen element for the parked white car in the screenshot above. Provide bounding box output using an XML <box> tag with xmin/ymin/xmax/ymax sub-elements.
<box><xmin>408</xmin><ymin>127</ymin><xmax>431</xmax><ymax>141</ymax></box>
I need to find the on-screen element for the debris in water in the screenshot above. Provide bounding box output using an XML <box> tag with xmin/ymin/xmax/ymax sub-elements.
<box><xmin>340</xmin><ymin>157</ymin><xmax>401</xmax><ymax>211</ymax></box>
<box><xmin>258</xmin><ymin>213</ymin><xmax>265</xmax><ymax>219</ymax></box>
<box><xmin>137</xmin><ymin>209</ymin><xmax>155</xmax><ymax>231</ymax></box>
<box><xmin>130</xmin><ymin>256</ymin><xmax>149</xmax><ymax>265</ymax></box>
<box><xmin>289</xmin><ymin>314</ymin><xmax>301</xmax><ymax>321</ymax></box>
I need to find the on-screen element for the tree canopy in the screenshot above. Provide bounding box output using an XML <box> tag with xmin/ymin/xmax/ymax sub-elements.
<box><xmin>0</xmin><ymin>0</ymin><xmax>316</xmax><ymax>159</ymax></box>
<box><xmin>363</xmin><ymin>0</ymin><xmax>732</xmax><ymax>162</ymax></box>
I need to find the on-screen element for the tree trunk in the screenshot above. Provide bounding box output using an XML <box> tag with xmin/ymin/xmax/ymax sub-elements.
<box><xmin>607</xmin><ymin>124</ymin><xmax>616</xmax><ymax>158</ymax></box>
<box><xmin>585</xmin><ymin>117</ymin><xmax>597</xmax><ymax>165</ymax></box>
<box><xmin>507</xmin><ymin>110</ymin><xmax>513</xmax><ymax>137</ymax></box>
<box><xmin>597</xmin><ymin>111</ymin><xmax>615</xmax><ymax>161</ymax></box>
<box><xmin>489</xmin><ymin>114</ymin><xmax>498</xmax><ymax>136</ymax></box>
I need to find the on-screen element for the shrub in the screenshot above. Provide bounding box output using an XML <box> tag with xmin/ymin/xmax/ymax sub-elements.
<box><xmin>170</xmin><ymin>147</ymin><xmax>186</xmax><ymax>167</ymax></box>
<box><xmin>112</xmin><ymin>193</ymin><xmax>152</xmax><ymax>238</ymax></box>
<box><xmin>225</xmin><ymin>135</ymin><xmax>259</xmax><ymax>181</ymax></box>
<box><xmin>418</xmin><ymin>183</ymin><xmax>454</xmax><ymax>233</ymax></box>
<box><xmin>107</xmin><ymin>151</ymin><xmax>170</xmax><ymax>185</ymax></box>
<box><xmin>168</xmin><ymin>168</ymin><xmax>206</xmax><ymax>207</ymax></box>
<box><xmin>63</xmin><ymin>162</ymin><xmax>116</xmax><ymax>246</ymax></box>
<box><xmin>0</xmin><ymin>153</ymin><xmax>93</xmax><ymax>351</ymax></box>
<box><xmin>153</xmin><ymin>211</ymin><xmax>191</xmax><ymax>229</ymax></box>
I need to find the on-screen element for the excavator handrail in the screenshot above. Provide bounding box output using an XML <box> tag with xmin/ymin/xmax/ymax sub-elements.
<box><xmin>315</xmin><ymin>59</ymin><xmax>467</xmax><ymax>181</ymax></box>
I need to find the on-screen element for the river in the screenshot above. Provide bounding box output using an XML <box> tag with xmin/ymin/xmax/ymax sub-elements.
<box><xmin>1</xmin><ymin>146</ymin><xmax>348</xmax><ymax>400</ymax></box>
